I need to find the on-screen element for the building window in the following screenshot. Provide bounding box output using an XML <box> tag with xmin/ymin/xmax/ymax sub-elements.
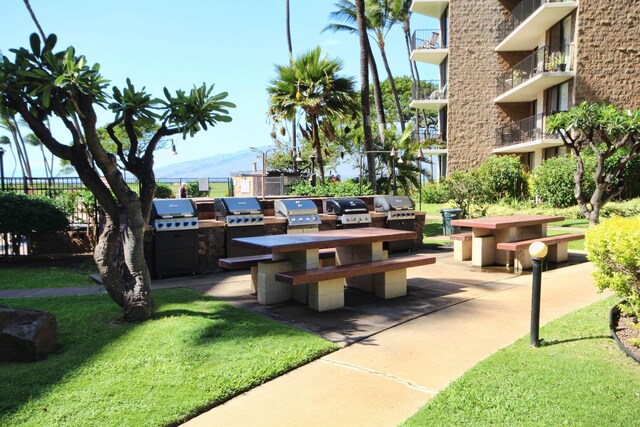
<box><xmin>546</xmin><ymin>82</ymin><xmax>569</xmax><ymax>114</ymax></box>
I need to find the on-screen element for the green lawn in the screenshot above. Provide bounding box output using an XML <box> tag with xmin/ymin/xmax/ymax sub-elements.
<box><xmin>418</xmin><ymin>203</ymin><xmax>448</xmax><ymax>216</ymax></box>
<box><xmin>403</xmin><ymin>296</ymin><xmax>640</xmax><ymax>426</ymax></box>
<box><xmin>546</xmin><ymin>229</ymin><xmax>586</xmax><ymax>251</ymax></box>
<box><xmin>422</xmin><ymin>220</ymin><xmax>451</xmax><ymax>248</ymax></box>
<box><xmin>0</xmin><ymin>265</ymin><xmax>96</xmax><ymax>290</ymax></box>
<box><xmin>0</xmin><ymin>289</ymin><xmax>337</xmax><ymax>426</ymax></box>
<box><xmin>550</xmin><ymin>218</ymin><xmax>590</xmax><ymax>228</ymax></box>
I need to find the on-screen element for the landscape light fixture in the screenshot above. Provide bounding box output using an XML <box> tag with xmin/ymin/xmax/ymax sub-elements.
<box><xmin>529</xmin><ymin>241</ymin><xmax>548</xmax><ymax>348</ymax></box>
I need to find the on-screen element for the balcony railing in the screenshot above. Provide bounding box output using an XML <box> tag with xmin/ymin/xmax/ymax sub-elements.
<box><xmin>497</xmin><ymin>0</ymin><xmax>570</xmax><ymax>42</ymax></box>
<box><xmin>413</xmin><ymin>80</ymin><xmax>447</xmax><ymax>100</ymax></box>
<box><xmin>496</xmin><ymin>44</ymin><xmax>572</xmax><ymax>95</ymax></box>
<box><xmin>411</xmin><ymin>128</ymin><xmax>440</xmax><ymax>143</ymax></box>
<box><xmin>411</xmin><ymin>29</ymin><xmax>447</xmax><ymax>50</ymax></box>
<box><xmin>496</xmin><ymin>113</ymin><xmax>559</xmax><ymax>147</ymax></box>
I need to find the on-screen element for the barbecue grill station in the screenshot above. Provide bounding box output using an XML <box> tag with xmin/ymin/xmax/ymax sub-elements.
<box><xmin>144</xmin><ymin>195</ymin><xmax>426</xmax><ymax>279</ymax></box>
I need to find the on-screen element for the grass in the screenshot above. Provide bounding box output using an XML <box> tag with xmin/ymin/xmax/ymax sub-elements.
<box><xmin>403</xmin><ymin>296</ymin><xmax>640</xmax><ymax>426</ymax></box>
<box><xmin>422</xmin><ymin>220</ymin><xmax>451</xmax><ymax>248</ymax></box>
<box><xmin>546</xmin><ymin>229</ymin><xmax>586</xmax><ymax>251</ymax></box>
<box><xmin>550</xmin><ymin>218</ymin><xmax>590</xmax><ymax>228</ymax></box>
<box><xmin>417</xmin><ymin>203</ymin><xmax>449</xmax><ymax>216</ymax></box>
<box><xmin>0</xmin><ymin>264</ymin><xmax>97</xmax><ymax>290</ymax></box>
<box><xmin>0</xmin><ymin>289</ymin><xmax>337</xmax><ymax>426</ymax></box>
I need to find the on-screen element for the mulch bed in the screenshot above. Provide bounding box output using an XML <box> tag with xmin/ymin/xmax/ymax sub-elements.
<box><xmin>615</xmin><ymin>314</ymin><xmax>640</xmax><ymax>361</ymax></box>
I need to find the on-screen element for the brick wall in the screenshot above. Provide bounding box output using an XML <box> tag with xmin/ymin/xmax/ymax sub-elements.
<box><xmin>446</xmin><ymin>0</ymin><xmax>503</xmax><ymax>171</ymax></box>
<box><xmin>575</xmin><ymin>2</ymin><xmax>640</xmax><ymax>108</ymax></box>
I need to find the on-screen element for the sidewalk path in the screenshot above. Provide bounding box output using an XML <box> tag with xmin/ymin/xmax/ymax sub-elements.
<box><xmin>183</xmin><ymin>259</ymin><xmax>607</xmax><ymax>427</ymax></box>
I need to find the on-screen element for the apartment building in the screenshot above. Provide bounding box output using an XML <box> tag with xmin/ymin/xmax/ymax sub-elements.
<box><xmin>409</xmin><ymin>0</ymin><xmax>640</xmax><ymax>173</ymax></box>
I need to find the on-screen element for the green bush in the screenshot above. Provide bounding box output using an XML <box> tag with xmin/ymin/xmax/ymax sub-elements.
<box><xmin>478</xmin><ymin>155</ymin><xmax>529</xmax><ymax>202</ymax></box>
<box><xmin>288</xmin><ymin>179</ymin><xmax>373</xmax><ymax>197</ymax></box>
<box><xmin>601</xmin><ymin>198</ymin><xmax>640</xmax><ymax>218</ymax></box>
<box><xmin>155</xmin><ymin>183</ymin><xmax>173</xmax><ymax>199</ymax></box>
<box><xmin>0</xmin><ymin>192</ymin><xmax>69</xmax><ymax>235</ymax></box>
<box><xmin>531</xmin><ymin>156</ymin><xmax>578</xmax><ymax>208</ymax></box>
<box><xmin>421</xmin><ymin>181</ymin><xmax>449</xmax><ymax>204</ymax></box>
<box><xmin>186</xmin><ymin>181</ymin><xmax>207</xmax><ymax>197</ymax></box>
<box><xmin>586</xmin><ymin>217</ymin><xmax>640</xmax><ymax>318</ymax></box>
<box><xmin>443</xmin><ymin>170</ymin><xmax>490</xmax><ymax>218</ymax></box>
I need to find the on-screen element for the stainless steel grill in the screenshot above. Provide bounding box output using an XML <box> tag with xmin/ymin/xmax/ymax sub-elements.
<box><xmin>275</xmin><ymin>199</ymin><xmax>321</xmax><ymax>233</ymax></box>
<box><xmin>151</xmin><ymin>199</ymin><xmax>199</xmax><ymax>231</ymax></box>
<box><xmin>149</xmin><ymin>199</ymin><xmax>199</xmax><ymax>279</ymax></box>
<box><xmin>214</xmin><ymin>197</ymin><xmax>266</xmax><ymax>257</ymax></box>
<box><xmin>323</xmin><ymin>198</ymin><xmax>371</xmax><ymax>228</ymax></box>
<box><xmin>214</xmin><ymin>197</ymin><xmax>264</xmax><ymax>227</ymax></box>
<box><xmin>374</xmin><ymin>195</ymin><xmax>416</xmax><ymax>252</ymax></box>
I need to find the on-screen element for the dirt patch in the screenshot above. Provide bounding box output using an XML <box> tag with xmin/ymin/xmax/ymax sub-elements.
<box><xmin>615</xmin><ymin>314</ymin><xmax>640</xmax><ymax>361</ymax></box>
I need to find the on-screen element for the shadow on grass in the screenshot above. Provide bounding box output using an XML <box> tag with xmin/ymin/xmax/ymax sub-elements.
<box><xmin>540</xmin><ymin>335</ymin><xmax>612</xmax><ymax>347</ymax></box>
<box><xmin>0</xmin><ymin>288</ymin><xmax>309</xmax><ymax>423</ymax></box>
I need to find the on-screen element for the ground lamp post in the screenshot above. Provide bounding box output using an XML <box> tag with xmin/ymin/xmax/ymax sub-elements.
<box><xmin>417</xmin><ymin>148</ymin><xmax>424</xmax><ymax>209</ymax></box>
<box><xmin>529</xmin><ymin>241</ymin><xmax>548</xmax><ymax>348</ymax></box>
<box><xmin>309</xmin><ymin>154</ymin><xmax>316</xmax><ymax>187</ymax></box>
<box><xmin>359</xmin><ymin>148</ymin><xmax>402</xmax><ymax>195</ymax></box>
<box><xmin>0</xmin><ymin>147</ymin><xmax>5</xmax><ymax>191</ymax></box>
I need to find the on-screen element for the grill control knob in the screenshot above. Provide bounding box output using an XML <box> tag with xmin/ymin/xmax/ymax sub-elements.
<box><xmin>166</xmin><ymin>222</ymin><xmax>172</xmax><ymax>227</ymax></box>
<box><xmin>228</xmin><ymin>218</ymin><xmax>235</xmax><ymax>224</ymax></box>
<box><xmin>157</xmin><ymin>223</ymin><xmax>164</xmax><ymax>228</ymax></box>
<box><xmin>244</xmin><ymin>218</ymin><xmax>249</xmax><ymax>223</ymax></box>
<box><xmin>191</xmin><ymin>220</ymin><xmax>198</xmax><ymax>226</ymax></box>
<box><xmin>175</xmin><ymin>221</ymin><xmax>181</xmax><ymax>227</ymax></box>
<box><xmin>258</xmin><ymin>217</ymin><xmax>263</xmax><ymax>222</ymax></box>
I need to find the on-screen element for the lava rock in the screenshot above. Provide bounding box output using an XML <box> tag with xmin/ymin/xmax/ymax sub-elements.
<box><xmin>0</xmin><ymin>306</ymin><xmax>57</xmax><ymax>362</ymax></box>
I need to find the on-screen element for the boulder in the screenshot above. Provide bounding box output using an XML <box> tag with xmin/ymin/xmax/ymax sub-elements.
<box><xmin>0</xmin><ymin>306</ymin><xmax>57</xmax><ymax>362</ymax></box>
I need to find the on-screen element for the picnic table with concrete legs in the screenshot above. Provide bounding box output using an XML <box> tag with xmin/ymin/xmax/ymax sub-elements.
<box><xmin>232</xmin><ymin>228</ymin><xmax>420</xmax><ymax>310</ymax></box>
<box><xmin>450</xmin><ymin>215</ymin><xmax>564</xmax><ymax>267</ymax></box>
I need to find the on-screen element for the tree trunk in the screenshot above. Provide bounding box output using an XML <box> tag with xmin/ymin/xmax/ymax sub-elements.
<box><xmin>377</xmin><ymin>38</ymin><xmax>405</xmax><ymax>132</ymax></box>
<box><xmin>285</xmin><ymin>0</ymin><xmax>298</xmax><ymax>172</ymax></box>
<box><xmin>355</xmin><ymin>0</ymin><xmax>376</xmax><ymax>193</ymax></box>
<box><xmin>312</xmin><ymin>118</ymin><xmax>325</xmax><ymax>184</ymax></box>
<box><xmin>368</xmin><ymin>43</ymin><xmax>386</xmax><ymax>144</ymax></box>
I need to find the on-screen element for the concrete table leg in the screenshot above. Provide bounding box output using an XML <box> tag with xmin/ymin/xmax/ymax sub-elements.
<box><xmin>547</xmin><ymin>242</ymin><xmax>568</xmax><ymax>263</ymax></box>
<box><xmin>336</xmin><ymin>242</ymin><xmax>383</xmax><ymax>293</ymax></box>
<box><xmin>373</xmin><ymin>268</ymin><xmax>407</xmax><ymax>299</ymax></box>
<box><xmin>256</xmin><ymin>260</ymin><xmax>293</xmax><ymax>305</ymax></box>
<box><xmin>308</xmin><ymin>278</ymin><xmax>345</xmax><ymax>312</ymax></box>
<box><xmin>472</xmin><ymin>236</ymin><xmax>496</xmax><ymax>267</ymax></box>
<box><xmin>453</xmin><ymin>240</ymin><xmax>471</xmax><ymax>261</ymax></box>
<box><xmin>275</xmin><ymin>249</ymin><xmax>320</xmax><ymax>304</ymax></box>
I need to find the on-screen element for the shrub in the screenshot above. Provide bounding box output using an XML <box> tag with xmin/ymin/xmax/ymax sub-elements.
<box><xmin>586</xmin><ymin>217</ymin><xmax>640</xmax><ymax>318</ymax></box>
<box><xmin>443</xmin><ymin>170</ymin><xmax>490</xmax><ymax>218</ymax></box>
<box><xmin>421</xmin><ymin>181</ymin><xmax>449</xmax><ymax>204</ymax></box>
<box><xmin>186</xmin><ymin>181</ymin><xmax>207</xmax><ymax>197</ymax></box>
<box><xmin>478</xmin><ymin>155</ymin><xmax>529</xmax><ymax>202</ymax></box>
<box><xmin>0</xmin><ymin>192</ymin><xmax>69</xmax><ymax>235</ymax></box>
<box><xmin>531</xmin><ymin>156</ymin><xmax>578</xmax><ymax>208</ymax></box>
<box><xmin>601</xmin><ymin>198</ymin><xmax>640</xmax><ymax>218</ymax></box>
<box><xmin>155</xmin><ymin>183</ymin><xmax>173</xmax><ymax>199</ymax></box>
<box><xmin>288</xmin><ymin>179</ymin><xmax>373</xmax><ymax>197</ymax></box>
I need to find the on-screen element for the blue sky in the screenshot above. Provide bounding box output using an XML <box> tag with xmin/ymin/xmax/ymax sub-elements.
<box><xmin>1</xmin><ymin>0</ymin><xmax>437</xmax><ymax>176</ymax></box>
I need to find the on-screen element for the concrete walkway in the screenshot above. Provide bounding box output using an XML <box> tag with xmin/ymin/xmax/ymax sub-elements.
<box><xmin>183</xmin><ymin>255</ymin><xmax>607</xmax><ymax>427</ymax></box>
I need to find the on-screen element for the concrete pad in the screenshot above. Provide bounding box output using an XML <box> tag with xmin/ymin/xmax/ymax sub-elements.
<box><xmin>182</xmin><ymin>357</ymin><xmax>433</xmax><ymax>427</ymax></box>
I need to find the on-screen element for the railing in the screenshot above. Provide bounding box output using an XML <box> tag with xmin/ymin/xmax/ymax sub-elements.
<box><xmin>411</xmin><ymin>29</ymin><xmax>447</xmax><ymax>50</ymax></box>
<box><xmin>497</xmin><ymin>0</ymin><xmax>570</xmax><ymax>42</ymax></box>
<box><xmin>413</xmin><ymin>80</ymin><xmax>448</xmax><ymax>100</ymax></box>
<box><xmin>411</xmin><ymin>128</ymin><xmax>440</xmax><ymax>142</ymax></box>
<box><xmin>496</xmin><ymin>44</ymin><xmax>572</xmax><ymax>95</ymax></box>
<box><xmin>495</xmin><ymin>113</ymin><xmax>560</xmax><ymax>147</ymax></box>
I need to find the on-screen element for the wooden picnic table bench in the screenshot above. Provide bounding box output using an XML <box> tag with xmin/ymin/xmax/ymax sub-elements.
<box><xmin>275</xmin><ymin>254</ymin><xmax>436</xmax><ymax>311</ymax></box>
<box><xmin>496</xmin><ymin>233</ymin><xmax>584</xmax><ymax>271</ymax></box>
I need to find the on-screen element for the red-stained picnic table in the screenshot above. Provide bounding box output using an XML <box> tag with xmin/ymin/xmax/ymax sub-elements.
<box><xmin>450</xmin><ymin>215</ymin><xmax>564</xmax><ymax>267</ymax></box>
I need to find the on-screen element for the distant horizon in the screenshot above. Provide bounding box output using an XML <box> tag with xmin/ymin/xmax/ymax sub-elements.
<box><xmin>0</xmin><ymin>0</ymin><xmax>438</xmax><ymax>178</ymax></box>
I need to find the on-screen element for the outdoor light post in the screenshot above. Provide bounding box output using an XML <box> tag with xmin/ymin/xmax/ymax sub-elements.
<box><xmin>417</xmin><ymin>148</ymin><xmax>424</xmax><ymax>209</ymax></box>
<box><xmin>529</xmin><ymin>241</ymin><xmax>548</xmax><ymax>348</ymax></box>
<box><xmin>0</xmin><ymin>147</ymin><xmax>5</xmax><ymax>191</ymax></box>
<box><xmin>359</xmin><ymin>148</ymin><xmax>403</xmax><ymax>195</ymax></box>
<box><xmin>309</xmin><ymin>154</ymin><xmax>316</xmax><ymax>187</ymax></box>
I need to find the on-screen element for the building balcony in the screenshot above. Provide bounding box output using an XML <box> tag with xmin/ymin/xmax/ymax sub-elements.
<box><xmin>410</xmin><ymin>80</ymin><xmax>448</xmax><ymax>110</ymax></box>
<box><xmin>495</xmin><ymin>45</ymin><xmax>574</xmax><ymax>103</ymax></box>
<box><xmin>410</xmin><ymin>0</ymin><xmax>449</xmax><ymax>18</ymax></box>
<box><xmin>411</xmin><ymin>29</ymin><xmax>448</xmax><ymax>65</ymax></box>
<box><xmin>494</xmin><ymin>113</ymin><xmax>563</xmax><ymax>153</ymax></box>
<box><xmin>496</xmin><ymin>0</ymin><xmax>578</xmax><ymax>51</ymax></box>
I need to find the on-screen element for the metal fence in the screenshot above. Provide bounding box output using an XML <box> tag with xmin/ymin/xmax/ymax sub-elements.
<box><xmin>496</xmin><ymin>113</ymin><xmax>560</xmax><ymax>147</ymax></box>
<box><xmin>0</xmin><ymin>176</ymin><xmax>233</xmax><ymax>256</ymax></box>
<box><xmin>497</xmin><ymin>0</ymin><xmax>569</xmax><ymax>42</ymax></box>
<box><xmin>411</xmin><ymin>29</ymin><xmax>448</xmax><ymax>50</ymax></box>
<box><xmin>412</xmin><ymin>80</ymin><xmax>447</xmax><ymax>101</ymax></box>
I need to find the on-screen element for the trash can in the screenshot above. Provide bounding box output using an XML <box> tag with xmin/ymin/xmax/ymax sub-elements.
<box><xmin>440</xmin><ymin>208</ymin><xmax>463</xmax><ymax>236</ymax></box>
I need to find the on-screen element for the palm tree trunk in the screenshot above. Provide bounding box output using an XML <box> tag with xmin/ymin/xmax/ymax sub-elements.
<box><xmin>285</xmin><ymin>0</ymin><xmax>298</xmax><ymax>171</ymax></box>
<box><xmin>312</xmin><ymin>118</ymin><xmax>325</xmax><ymax>184</ymax></box>
<box><xmin>22</xmin><ymin>0</ymin><xmax>46</xmax><ymax>40</ymax></box>
<box><xmin>377</xmin><ymin>37</ymin><xmax>405</xmax><ymax>132</ymax></box>
<box><xmin>368</xmin><ymin>43</ymin><xmax>386</xmax><ymax>144</ymax></box>
<box><xmin>356</xmin><ymin>0</ymin><xmax>376</xmax><ymax>193</ymax></box>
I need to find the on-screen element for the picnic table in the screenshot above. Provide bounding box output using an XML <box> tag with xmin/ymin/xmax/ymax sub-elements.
<box><xmin>232</xmin><ymin>228</ymin><xmax>435</xmax><ymax>311</ymax></box>
<box><xmin>450</xmin><ymin>214</ymin><xmax>564</xmax><ymax>268</ymax></box>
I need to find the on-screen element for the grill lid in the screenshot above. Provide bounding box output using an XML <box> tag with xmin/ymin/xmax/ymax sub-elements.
<box><xmin>151</xmin><ymin>199</ymin><xmax>196</xmax><ymax>218</ymax></box>
<box><xmin>215</xmin><ymin>197</ymin><xmax>263</xmax><ymax>215</ymax></box>
<box><xmin>374</xmin><ymin>195</ymin><xmax>415</xmax><ymax>212</ymax></box>
<box><xmin>323</xmin><ymin>198</ymin><xmax>369</xmax><ymax>215</ymax></box>
<box><xmin>275</xmin><ymin>199</ymin><xmax>318</xmax><ymax>216</ymax></box>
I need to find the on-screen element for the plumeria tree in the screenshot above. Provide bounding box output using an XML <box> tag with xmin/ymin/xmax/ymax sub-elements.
<box><xmin>547</xmin><ymin>102</ymin><xmax>640</xmax><ymax>225</ymax></box>
<box><xmin>0</xmin><ymin>34</ymin><xmax>234</xmax><ymax>320</ymax></box>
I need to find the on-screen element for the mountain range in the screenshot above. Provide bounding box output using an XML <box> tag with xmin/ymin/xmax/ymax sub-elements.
<box><xmin>154</xmin><ymin>147</ymin><xmax>357</xmax><ymax>179</ymax></box>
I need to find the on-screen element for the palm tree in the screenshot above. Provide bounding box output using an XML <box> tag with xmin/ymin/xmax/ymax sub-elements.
<box><xmin>328</xmin><ymin>0</ymin><xmax>406</xmax><ymax>131</ymax></box>
<box><xmin>0</xmin><ymin>113</ymin><xmax>32</xmax><ymax>179</ymax></box>
<box><xmin>284</xmin><ymin>0</ymin><xmax>300</xmax><ymax>171</ymax></box>
<box><xmin>267</xmin><ymin>47</ymin><xmax>358</xmax><ymax>184</ymax></box>
<box><xmin>355</xmin><ymin>0</ymin><xmax>377</xmax><ymax>191</ymax></box>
